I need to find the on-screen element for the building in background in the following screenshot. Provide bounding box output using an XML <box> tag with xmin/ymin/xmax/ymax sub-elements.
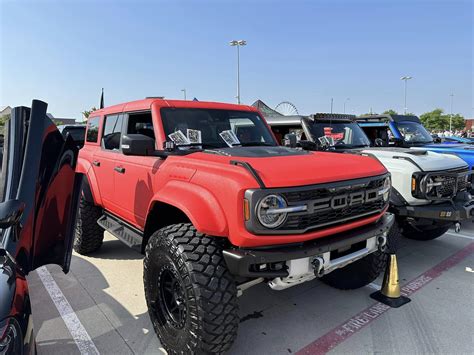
<box><xmin>46</xmin><ymin>113</ymin><xmax>76</xmax><ymax>126</ymax></box>
<box><xmin>0</xmin><ymin>106</ymin><xmax>12</xmax><ymax>118</ymax></box>
<box><xmin>465</xmin><ymin>118</ymin><xmax>473</xmax><ymax>131</ymax></box>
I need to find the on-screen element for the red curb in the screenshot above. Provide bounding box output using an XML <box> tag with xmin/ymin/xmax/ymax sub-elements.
<box><xmin>297</xmin><ymin>242</ymin><xmax>474</xmax><ymax>355</ymax></box>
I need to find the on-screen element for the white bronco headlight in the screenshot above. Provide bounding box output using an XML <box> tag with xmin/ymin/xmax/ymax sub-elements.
<box><xmin>256</xmin><ymin>194</ymin><xmax>288</xmax><ymax>229</ymax></box>
<box><xmin>379</xmin><ymin>176</ymin><xmax>391</xmax><ymax>202</ymax></box>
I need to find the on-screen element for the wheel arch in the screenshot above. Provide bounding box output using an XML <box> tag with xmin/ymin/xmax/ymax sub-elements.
<box><xmin>142</xmin><ymin>181</ymin><xmax>229</xmax><ymax>252</ymax></box>
<box><xmin>76</xmin><ymin>157</ymin><xmax>102</xmax><ymax>205</ymax></box>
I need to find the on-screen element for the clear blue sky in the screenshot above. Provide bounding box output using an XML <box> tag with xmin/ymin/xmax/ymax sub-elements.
<box><xmin>1</xmin><ymin>0</ymin><xmax>472</xmax><ymax>119</ymax></box>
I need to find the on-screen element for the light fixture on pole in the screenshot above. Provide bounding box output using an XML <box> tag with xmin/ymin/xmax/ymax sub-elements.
<box><xmin>330</xmin><ymin>98</ymin><xmax>334</xmax><ymax>113</ymax></box>
<box><xmin>181</xmin><ymin>89</ymin><xmax>187</xmax><ymax>100</ymax></box>
<box><xmin>400</xmin><ymin>76</ymin><xmax>413</xmax><ymax>114</ymax></box>
<box><xmin>343</xmin><ymin>98</ymin><xmax>350</xmax><ymax>113</ymax></box>
<box><xmin>229</xmin><ymin>40</ymin><xmax>247</xmax><ymax>104</ymax></box>
<box><xmin>449</xmin><ymin>93</ymin><xmax>454</xmax><ymax>132</ymax></box>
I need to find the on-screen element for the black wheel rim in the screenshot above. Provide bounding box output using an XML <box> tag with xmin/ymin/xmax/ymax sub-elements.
<box><xmin>158</xmin><ymin>267</ymin><xmax>187</xmax><ymax>329</ymax></box>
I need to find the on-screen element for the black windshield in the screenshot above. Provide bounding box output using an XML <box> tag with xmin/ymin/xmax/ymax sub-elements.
<box><xmin>304</xmin><ymin>119</ymin><xmax>371</xmax><ymax>149</ymax></box>
<box><xmin>160</xmin><ymin>108</ymin><xmax>277</xmax><ymax>149</ymax></box>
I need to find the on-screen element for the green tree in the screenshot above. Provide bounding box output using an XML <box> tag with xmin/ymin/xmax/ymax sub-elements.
<box><xmin>0</xmin><ymin>113</ymin><xmax>10</xmax><ymax>135</ymax></box>
<box><xmin>420</xmin><ymin>109</ymin><xmax>465</xmax><ymax>131</ymax></box>
<box><xmin>383</xmin><ymin>109</ymin><xmax>398</xmax><ymax>115</ymax></box>
<box><xmin>82</xmin><ymin>107</ymin><xmax>97</xmax><ymax>121</ymax></box>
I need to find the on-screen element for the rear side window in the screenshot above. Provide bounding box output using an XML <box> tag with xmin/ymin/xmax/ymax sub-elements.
<box><xmin>102</xmin><ymin>114</ymin><xmax>123</xmax><ymax>150</ymax></box>
<box><xmin>126</xmin><ymin>112</ymin><xmax>155</xmax><ymax>140</ymax></box>
<box><xmin>86</xmin><ymin>117</ymin><xmax>100</xmax><ymax>142</ymax></box>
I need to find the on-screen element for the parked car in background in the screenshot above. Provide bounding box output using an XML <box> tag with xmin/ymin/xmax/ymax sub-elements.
<box><xmin>57</xmin><ymin>124</ymin><xmax>86</xmax><ymax>148</ymax></box>
<box><xmin>267</xmin><ymin>113</ymin><xmax>474</xmax><ymax>241</ymax></box>
<box><xmin>356</xmin><ymin>114</ymin><xmax>474</xmax><ymax>170</ymax></box>
<box><xmin>0</xmin><ymin>100</ymin><xmax>82</xmax><ymax>354</ymax></box>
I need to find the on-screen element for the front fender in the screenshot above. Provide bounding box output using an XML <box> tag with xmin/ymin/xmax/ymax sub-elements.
<box><xmin>76</xmin><ymin>157</ymin><xmax>102</xmax><ymax>205</ymax></box>
<box><xmin>151</xmin><ymin>180</ymin><xmax>228</xmax><ymax>236</ymax></box>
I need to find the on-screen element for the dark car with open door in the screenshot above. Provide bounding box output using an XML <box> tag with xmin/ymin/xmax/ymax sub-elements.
<box><xmin>0</xmin><ymin>100</ymin><xmax>82</xmax><ymax>354</ymax></box>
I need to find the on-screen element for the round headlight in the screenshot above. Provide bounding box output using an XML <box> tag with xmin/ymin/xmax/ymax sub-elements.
<box><xmin>383</xmin><ymin>176</ymin><xmax>391</xmax><ymax>202</ymax></box>
<box><xmin>256</xmin><ymin>194</ymin><xmax>288</xmax><ymax>229</ymax></box>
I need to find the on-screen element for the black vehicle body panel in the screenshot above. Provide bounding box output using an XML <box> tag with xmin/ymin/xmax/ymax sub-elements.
<box><xmin>0</xmin><ymin>100</ymin><xmax>82</xmax><ymax>354</ymax></box>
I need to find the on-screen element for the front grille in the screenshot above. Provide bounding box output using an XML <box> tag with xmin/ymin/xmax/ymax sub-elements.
<box><xmin>428</xmin><ymin>168</ymin><xmax>471</xmax><ymax>198</ymax></box>
<box><xmin>279</xmin><ymin>176</ymin><xmax>387</xmax><ymax>232</ymax></box>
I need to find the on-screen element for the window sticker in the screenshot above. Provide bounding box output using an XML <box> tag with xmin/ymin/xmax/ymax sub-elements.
<box><xmin>168</xmin><ymin>130</ymin><xmax>190</xmax><ymax>145</ymax></box>
<box><xmin>219</xmin><ymin>130</ymin><xmax>241</xmax><ymax>147</ymax></box>
<box><xmin>187</xmin><ymin>129</ymin><xmax>202</xmax><ymax>144</ymax></box>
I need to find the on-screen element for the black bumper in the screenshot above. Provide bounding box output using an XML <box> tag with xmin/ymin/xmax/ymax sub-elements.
<box><xmin>222</xmin><ymin>213</ymin><xmax>394</xmax><ymax>278</ymax></box>
<box><xmin>393</xmin><ymin>194</ymin><xmax>474</xmax><ymax>222</ymax></box>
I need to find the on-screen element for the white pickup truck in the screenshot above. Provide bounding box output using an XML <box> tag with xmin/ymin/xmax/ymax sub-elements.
<box><xmin>266</xmin><ymin>113</ymin><xmax>474</xmax><ymax>241</ymax></box>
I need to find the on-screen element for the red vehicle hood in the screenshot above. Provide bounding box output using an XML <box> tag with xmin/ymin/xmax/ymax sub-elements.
<box><xmin>187</xmin><ymin>147</ymin><xmax>386</xmax><ymax>188</ymax></box>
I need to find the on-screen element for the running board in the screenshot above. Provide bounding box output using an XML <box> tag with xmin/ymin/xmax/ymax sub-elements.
<box><xmin>97</xmin><ymin>214</ymin><xmax>143</xmax><ymax>252</ymax></box>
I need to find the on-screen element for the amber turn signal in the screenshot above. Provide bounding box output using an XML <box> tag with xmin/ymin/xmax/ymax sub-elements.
<box><xmin>243</xmin><ymin>199</ymin><xmax>250</xmax><ymax>221</ymax></box>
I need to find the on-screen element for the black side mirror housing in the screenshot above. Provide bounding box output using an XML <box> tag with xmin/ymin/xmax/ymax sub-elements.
<box><xmin>0</xmin><ymin>199</ymin><xmax>25</xmax><ymax>229</ymax></box>
<box><xmin>121</xmin><ymin>134</ymin><xmax>155</xmax><ymax>156</ymax></box>
<box><xmin>283</xmin><ymin>133</ymin><xmax>298</xmax><ymax>148</ymax></box>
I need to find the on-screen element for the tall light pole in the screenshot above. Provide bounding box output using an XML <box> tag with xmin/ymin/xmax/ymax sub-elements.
<box><xmin>343</xmin><ymin>98</ymin><xmax>350</xmax><ymax>113</ymax></box>
<box><xmin>449</xmin><ymin>93</ymin><xmax>454</xmax><ymax>132</ymax></box>
<box><xmin>181</xmin><ymin>89</ymin><xmax>187</xmax><ymax>100</ymax></box>
<box><xmin>330</xmin><ymin>98</ymin><xmax>334</xmax><ymax>113</ymax></box>
<box><xmin>229</xmin><ymin>40</ymin><xmax>247</xmax><ymax>104</ymax></box>
<box><xmin>400</xmin><ymin>76</ymin><xmax>412</xmax><ymax>114</ymax></box>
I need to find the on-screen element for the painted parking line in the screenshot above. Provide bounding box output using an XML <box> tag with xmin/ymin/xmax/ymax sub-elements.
<box><xmin>36</xmin><ymin>267</ymin><xmax>100</xmax><ymax>355</ymax></box>
<box><xmin>445</xmin><ymin>232</ymin><xmax>474</xmax><ymax>240</ymax></box>
<box><xmin>297</xmin><ymin>242</ymin><xmax>474</xmax><ymax>355</ymax></box>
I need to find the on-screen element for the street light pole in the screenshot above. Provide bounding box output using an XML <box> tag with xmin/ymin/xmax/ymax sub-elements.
<box><xmin>330</xmin><ymin>98</ymin><xmax>334</xmax><ymax>113</ymax></box>
<box><xmin>343</xmin><ymin>98</ymin><xmax>350</xmax><ymax>113</ymax></box>
<box><xmin>229</xmin><ymin>40</ymin><xmax>247</xmax><ymax>104</ymax></box>
<box><xmin>449</xmin><ymin>93</ymin><xmax>454</xmax><ymax>132</ymax></box>
<box><xmin>400</xmin><ymin>76</ymin><xmax>413</xmax><ymax>114</ymax></box>
<box><xmin>181</xmin><ymin>89</ymin><xmax>187</xmax><ymax>100</ymax></box>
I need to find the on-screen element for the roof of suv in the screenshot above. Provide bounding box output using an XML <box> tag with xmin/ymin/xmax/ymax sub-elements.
<box><xmin>357</xmin><ymin>114</ymin><xmax>421</xmax><ymax>124</ymax></box>
<box><xmin>89</xmin><ymin>98</ymin><xmax>258</xmax><ymax>117</ymax></box>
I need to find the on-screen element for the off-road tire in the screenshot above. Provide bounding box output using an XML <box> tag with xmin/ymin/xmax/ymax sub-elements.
<box><xmin>321</xmin><ymin>223</ymin><xmax>400</xmax><ymax>290</ymax></box>
<box><xmin>144</xmin><ymin>223</ymin><xmax>239</xmax><ymax>354</ymax></box>
<box><xmin>73</xmin><ymin>197</ymin><xmax>104</xmax><ymax>254</ymax></box>
<box><xmin>402</xmin><ymin>224</ymin><xmax>450</xmax><ymax>241</ymax></box>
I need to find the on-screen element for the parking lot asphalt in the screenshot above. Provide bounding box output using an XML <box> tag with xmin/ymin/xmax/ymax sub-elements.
<box><xmin>28</xmin><ymin>222</ymin><xmax>474</xmax><ymax>355</ymax></box>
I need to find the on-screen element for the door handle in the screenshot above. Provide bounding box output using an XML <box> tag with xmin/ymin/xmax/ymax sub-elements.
<box><xmin>92</xmin><ymin>160</ymin><xmax>101</xmax><ymax>167</ymax></box>
<box><xmin>114</xmin><ymin>166</ymin><xmax>126</xmax><ymax>174</ymax></box>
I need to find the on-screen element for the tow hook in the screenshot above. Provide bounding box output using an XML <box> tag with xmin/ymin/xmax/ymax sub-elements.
<box><xmin>312</xmin><ymin>257</ymin><xmax>325</xmax><ymax>277</ymax></box>
<box><xmin>377</xmin><ymin>233</ymin><xmax>388</xmax><ymax>252</ymax></box>
<box><xmin>454</xmin><ymin>222</ymin><xmax>461</xmax><ymax>233</ymax></box>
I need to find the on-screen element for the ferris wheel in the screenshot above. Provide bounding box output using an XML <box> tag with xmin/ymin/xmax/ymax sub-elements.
<box><xmin>275</xmin><ymin>101</ymin><xmax>299</xmax><ymax>116</ymax></box>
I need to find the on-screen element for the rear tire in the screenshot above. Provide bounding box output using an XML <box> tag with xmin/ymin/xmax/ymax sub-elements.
<box><xmin>144</xmin><ymin>223</ymin><xmax>238</xmax><ymax>354</ymax></box>
<box><xmin>73</xmin><ymin>197</ymin><xmax>104</xmax><ymax>254</ymax></box>
<box><xmin>402</xmin><ymin>224</ymin><xmax>450</xmax><ymax>241</ymax></box>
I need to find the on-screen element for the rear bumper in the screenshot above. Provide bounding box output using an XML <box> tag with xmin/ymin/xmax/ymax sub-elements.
<box><xmin>393</xmin><ymin>193</ymin><xmax>474</xmax><ymax>222</ymax></box>
<box><xmin>223</xmin><ymin>213</ymin><xmax>394</xmax><ymax>278</ymax></box>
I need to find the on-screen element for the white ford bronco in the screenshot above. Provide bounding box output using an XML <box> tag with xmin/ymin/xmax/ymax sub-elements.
<box><xmin>265</xmin><ymin>111</ymin><xmax>474</xmax><ymax>241</ymax></box>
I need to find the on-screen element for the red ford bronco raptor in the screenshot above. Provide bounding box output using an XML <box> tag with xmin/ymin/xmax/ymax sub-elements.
<box><xmin>76</xmin><ymin>98</ymin><xmax>393</xmax><ymax>353</ymax></box>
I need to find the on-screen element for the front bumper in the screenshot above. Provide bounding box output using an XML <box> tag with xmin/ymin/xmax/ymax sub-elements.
<box><xmin>393</xmin><ymin>192</ymin><xmax>474</xmax><ymax>222</ymax></box>
<box><xmin>223</xmin><ymin>213</ymin><xmax>394</xmax><ymax>278</ymax></box>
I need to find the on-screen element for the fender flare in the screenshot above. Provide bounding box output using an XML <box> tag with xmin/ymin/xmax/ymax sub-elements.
<box><xmin>76</xmin><ymin>157</ymin><xmax>102</xmax><ymax>205</ymax></box>
<box><xmin>390</xmin><ymin>186</ymin><xmax>407</xmax><ymax>207</ymax></box>
<box><xmin>150</xmin><ymin>180</ymin><xmax>228</xmax><ymax>236</ymax></box>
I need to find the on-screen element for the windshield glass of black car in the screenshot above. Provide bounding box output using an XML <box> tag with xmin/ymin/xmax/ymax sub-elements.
<box><xmin>305</xmin><ymin>120</ymin><xmax>371</xmax><ymax>148</ymax></box>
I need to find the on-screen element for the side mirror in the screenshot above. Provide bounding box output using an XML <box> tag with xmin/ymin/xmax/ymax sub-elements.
<box><xmin>284</xmin><ymin>133</ymin><xmax>298</xmax><ymax>148</ymax></box>
<box><xmin>121</xmin><ymin>134</ymin><xmax>155</xmax><ymax>156</ymax></box>
<box><xmin>434</xmin><ymin>137</ymin><xmax>442</xmax><ymax>143</ymax></box>
<box><xmin>0</xmin><ymin>199</ymin><xmax>25</xmax><ymax>229</ymax></box>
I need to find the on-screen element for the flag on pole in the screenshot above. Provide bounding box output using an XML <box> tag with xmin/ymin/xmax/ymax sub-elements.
<box><xmin>100</xmin><ymin>88</ymin><xmax>104</xmax><ymax>109</ymax></box>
